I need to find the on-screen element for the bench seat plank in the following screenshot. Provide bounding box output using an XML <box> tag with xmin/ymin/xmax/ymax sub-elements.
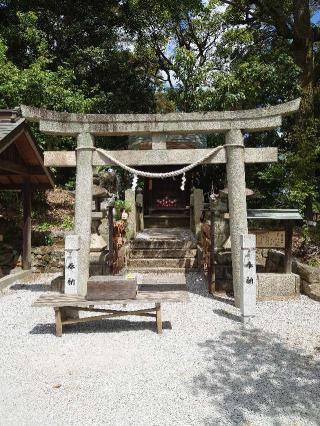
<box><xmin>33</xmin><ymin>286</ymin><xmax>189</xmax><ymax>307</ymax></box>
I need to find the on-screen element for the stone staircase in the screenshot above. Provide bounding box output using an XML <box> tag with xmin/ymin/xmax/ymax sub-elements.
<box><xmin>144</xmin><ymin>215</ymin><xmax>189</xmax><ymax>229</ymax></box>
<box><xmin>127</xmin><ymin>228</ymin><xmax>198</xmax><ymax>273</ymax></box>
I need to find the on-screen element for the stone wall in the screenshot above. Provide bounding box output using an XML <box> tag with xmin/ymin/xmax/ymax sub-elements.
<box><xmin>31</xmin><ymin>246</ymin><xmax>64</xmax><ymax>273</ymax></box>
<box><xmin>257</xmin><ymin>273</ymin><xmax>300</xmax><ymax>301</ymax></box>
<box><xmin>265</xmin><ymin>249</ymin><xmax>285</xmax><ymax>273</ymax></box>
<box><xmin>296</xmin><ymin>263</ymin><xmax>320</xmax><ymax>301</ymax></box>
<box><xmin>266</xmin><ymin>249</ymin><xmax>320</xmax><ymax>301</ymax></box>
<box><xmin>213</xmin><ymin>250</ymin><xmax>267</xmax><ymax>292</ymax></box>
<box><xmin>31</xmin><ymin>245</ymin><xmax>112</xmax><ymax>276</ymax></box>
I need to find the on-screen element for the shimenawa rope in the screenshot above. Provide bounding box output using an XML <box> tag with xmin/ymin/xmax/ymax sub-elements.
<box><xmin>76</xmin><ymin>144</ymin><xmax>243</xmax><ymax>191</ymax></box>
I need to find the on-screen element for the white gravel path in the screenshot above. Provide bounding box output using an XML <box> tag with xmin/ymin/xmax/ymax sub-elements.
<box><xmin>1</xmin><ymin>272</ymin><xmax>320</xmax><ymax>426</ymax></box>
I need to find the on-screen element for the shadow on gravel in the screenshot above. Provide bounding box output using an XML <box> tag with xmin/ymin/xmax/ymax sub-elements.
<box><xmin>211</xmin><ymin>294</ymin><xmax>235</xmax><ymax>306</ymax></box>
<box><xmin>10</xmin><ymin>284</ymin><xmax>51</xmax><ymax>292</ymax></box>
<box><xmin>194</xmin><ymin>328</ymin><xmax>320</xmax><ymax>425</ymax></box>
<box><xmin>185</xmin><ymin>273</ymin><xmax>235</xmax><ymax>307</ymax></box>
<box><xmin>186</xmin><ymin>272</ymin><xmax>216</xmax><ymax>300</ymax></box>
<box><xmin>213</xmin><ymin>309</ymin><xmax>242</xmax><ymax>323</ymax></box>
<box><xmin>30</xmin><ymin>320</ymin><xmax>172</xmax><ymax>335</ymax></box>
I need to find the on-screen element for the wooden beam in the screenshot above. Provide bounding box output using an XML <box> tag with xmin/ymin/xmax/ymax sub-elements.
<box><xmin>23</xmin><ymin>128</ymin><xmax>55</xmax><ymax>188</ymax></box>
<box><xmin>0</xmin><ymin>172</ymin><xmax>45</xmax><ymax>177</ymax></box>
<box><xmin>44</xmin><ymin>147</ymin><xmax>278</xmax><ymax>167</ymax></box>
<box><xmin>0</xmin><ymin>127</ymin><xmax>24</xmax><ymax>155</ymax></box>
<box><xmin>22</xmin><ymin>178</ymin><xmax>32</xmax><ymax>270</ymax></box>
<box><xmin>0</xmin><ymin>183</ymin><xmax>51</xmax><ymax>190</ymax></box>
<box><xmin>0</xmin><ymin>159</ymin><xmax>30</xmax><ymax>174</ymax></box>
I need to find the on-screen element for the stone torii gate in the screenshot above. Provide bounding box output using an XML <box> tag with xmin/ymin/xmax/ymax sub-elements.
<box><xmin>21</xmin><ymin>99</ymin><xmax>300</xmax><ymax>307</ymax></box>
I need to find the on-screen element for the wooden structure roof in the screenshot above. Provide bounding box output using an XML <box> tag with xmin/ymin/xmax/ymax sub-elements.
<box><xmin>247</xmin><ymin>209</ymin><xmax>303</xmax><ymax>221</ymax></box>
<box><xmin>0</xmin><ymin>109</ymin><xmax>54</xmax><ymax>189</ymax></box>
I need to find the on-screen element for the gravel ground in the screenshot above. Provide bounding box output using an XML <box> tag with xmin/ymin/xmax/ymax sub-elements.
<box><xmin>1</xmin><ymin>272</ymin><xmax>320</xmax><ymax>426</ymax></box>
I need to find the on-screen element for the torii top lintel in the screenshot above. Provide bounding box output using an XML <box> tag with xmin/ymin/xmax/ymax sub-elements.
<box><xmin>21</xmin><ymin>99</ymin><xmax>300</xmax><ymax>137</ymax></box>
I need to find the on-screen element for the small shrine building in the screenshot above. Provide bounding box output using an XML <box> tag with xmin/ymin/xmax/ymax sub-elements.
<box><xmin>128</xmin><ymin>134</ymin><xmax>207</xmax><ymax>228</ymax></box>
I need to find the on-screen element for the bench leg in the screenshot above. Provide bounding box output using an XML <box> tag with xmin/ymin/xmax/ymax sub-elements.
<box><xmin>54</xmin><ymin>307</ymin><xmax>63</xmax><ymax>337</ymax></box>
<box><xmin>155</xmin><ymin>303</ymin><xmax>162</xmax><ymax>334</ymax></box>
<box><xmin>61</xmin><ymin>307</ymin><xmax>79</xmax><ymax>320</ymax></box>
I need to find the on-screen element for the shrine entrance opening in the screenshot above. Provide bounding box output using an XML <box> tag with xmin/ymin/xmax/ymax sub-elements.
<box><xmin>142</xmin><ymin>168</ymin><xmax>191</xmax><ymax>228</ymax></box>
<box><xmin>128</xmin><ymin>134</ymin><xmax>206</xmax><ymax>229</ymax></box>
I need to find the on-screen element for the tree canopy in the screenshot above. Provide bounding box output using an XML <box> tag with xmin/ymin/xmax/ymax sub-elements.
<box><xmin>0</xmin><ymin>0</ymin><xmax>319</xmax><ymax>217</ymax></box>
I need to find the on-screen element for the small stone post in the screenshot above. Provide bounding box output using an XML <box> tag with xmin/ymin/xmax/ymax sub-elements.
<box><xmin>240</xmin><ymin>234</ymin><xmax>256</xmax><ymax>322</ymax></box>
<box><xmin>284</xmin><ymin>221</ymin><xmax>293</xmax><ymax>273</ymax></box>
<box><xmin>225</xmin><ymin>129</ymin><xmax>248</xmax><ymax>307</ymax></box>
<box><xmin>190</xmin><ymin>188</ymin><xmax>194</xmax><ymax>232</ymax></box>
<box><xmin>125</xmin><ymin>189</ymin><xmax>137</xmax><ymax>239</ymax></box>
<box><xmin>74</xmin><ymin>132</ymin><xmax>94</xmax><ymax>296</ymax></box>
<box><xmin>208</xmin><ymin>198</ymin><xmax>216</xmax><ymax>294</ymax></box>
<box><xmin>22</xmin><ymin>178</ymin><xmax>32</xmax><ymax>270</ymax></box>
<box><xmin>208</xmin><ymin>199</ymin><xmax>218</xmax><ymax>294</ymax></box>
<box><xmin>108</xmin><ymin>205</ymin><xmax>114</xmax><ymax>273</ymax></box>
<box><xmin>136</xmin><ymin>187</ymin><xmax>144</xmax><ymax>232</ymax></box>
<box><xmin>193</xmin><ymin>188</ymin><xmax>204</xmax><ymax>238</ymax></box>
<box><xmin>64</xmin><ymin>235</ymin><xmax>80</xmax><ymax>294</ymax></box>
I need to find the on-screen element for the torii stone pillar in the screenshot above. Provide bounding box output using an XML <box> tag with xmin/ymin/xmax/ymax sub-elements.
<box><xmin>225</xmin><ymin>129</ymin><xmax>248</xmax><ymax>307</ymax></box>
<box><xmin>74</xmin><ymin>132</ymin><xmax>94</xmax><ymax>296</ymax></box>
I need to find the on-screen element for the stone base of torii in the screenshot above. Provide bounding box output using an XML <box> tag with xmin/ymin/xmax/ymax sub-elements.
<box><xmin>21</xmin><ymin>99</ymin><xmax>300</xmax><ymax>308</ymax></box>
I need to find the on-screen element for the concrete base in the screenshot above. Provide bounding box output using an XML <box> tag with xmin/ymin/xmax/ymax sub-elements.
<box><xmin>0</xmin><ymin>269</ymin><xmax>31</xmax><ymax>293</ymax></box>
<box><xmin>257</xmin><ymin>273</ymin><xmax>300</xmax><ymax>301</ymax></box>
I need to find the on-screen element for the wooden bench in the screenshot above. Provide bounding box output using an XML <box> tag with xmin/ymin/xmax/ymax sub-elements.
<box><xmin>33</xmin><ymin>278</ymin><xmax>189</xmax><ymax>336</ymax></box>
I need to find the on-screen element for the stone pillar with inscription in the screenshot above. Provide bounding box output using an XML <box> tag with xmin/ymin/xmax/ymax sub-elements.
<box><xmin>64</xmin><ymin>235</ymin><xmax>80</xmax><ymax>294</ymax></box>
<box><xmin>240</xmin><ymin>234</ymin><xmax>256</xmax><ymax>321</ymax></box>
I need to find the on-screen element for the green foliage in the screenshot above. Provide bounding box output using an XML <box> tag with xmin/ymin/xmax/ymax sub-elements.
<box><xmin>0</xmin><ymin>0</ymin><xmax>319</xmax><ymax>219</ymax></box>
<box><xmin>0</xmin><ymin>10</ymin><xmax>97</xmax><ymax>112</ymax></box>
<box><xmin>37</xmin><ymin>222</ymin><xmax>51</xmax><ymax>232</ymax></box>
<box><xmin>0</xmin><ymin>4</ymin><xmax>157</xmax><ymax>185</ymax></box>
<box><xmin>62</xmin><ymin>215</ymin><xmax>74</xmax><ymax>231</ymax></box>
<box><xmin>64</xmin><ymin>177</ymin><xmax>76</xmax><ymax>191</ymax></box>
<box><xmin>308</xmin><ymin>258</ymin><xmax>320</xmax><ymax>267</ymax></box>
<box><xmin>114</xmin><ymin>200</ymin><xmax>132</xmax><ymax>220</ymax></box>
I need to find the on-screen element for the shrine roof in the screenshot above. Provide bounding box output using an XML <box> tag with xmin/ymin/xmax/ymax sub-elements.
<box><xmin>247</xmin><ymin>209</ymin><xmax>303</xmax><ymax>221</ymax></box>
<box><xmin>0</xmin><ymin>110</ymin><xmax>54</xmax><ymax>189</ymax></box>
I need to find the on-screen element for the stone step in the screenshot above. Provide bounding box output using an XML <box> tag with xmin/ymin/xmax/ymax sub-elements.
<box><xmin>128</xmin><ymin>257</ymin><xmax>198</xmax><ymax>269</ymax></box>
<box><xmin>302</xmin><ymin>281</ymin><xmax>320</xmax><ymax>295</ymax></box>
<box><xmin>128</xmin><ymin>267</ymin><xmax>199</xmax><ymax>274</ymax></box>
<box><xmin>144</xmin><ymin>216</ymin><xmax>189</xmax><ymax>228</ymax></box>
<box><xmin>129</xmin><ymin>248</ymin><xmax>197</xmax><ymax>259</ymax></box>
<box><xmin>132</xmin><ymin>239</ymin><xmax>197</xmax><ymax>250</ymax></box>
<box><xmin>307</xmin><ymin>288</ymin><xmax>320</xmax><ymax>302</ymax></box>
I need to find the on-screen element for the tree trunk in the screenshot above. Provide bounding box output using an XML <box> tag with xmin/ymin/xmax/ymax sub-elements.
<box><xmin>292</xmin><ymin>1</ymin><xmax>315</xmax><ymax>221</ymax></box>
<box><xmin>292</xmin><ymin>0</ymin><xmax>314</xmax><ymax>117</ymax></box>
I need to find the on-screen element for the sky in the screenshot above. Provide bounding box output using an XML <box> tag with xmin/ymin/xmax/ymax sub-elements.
<box><xmin>312</xmin><ymin>10</ymin><xmax>320</xmax><ymax>24</ymax></box>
